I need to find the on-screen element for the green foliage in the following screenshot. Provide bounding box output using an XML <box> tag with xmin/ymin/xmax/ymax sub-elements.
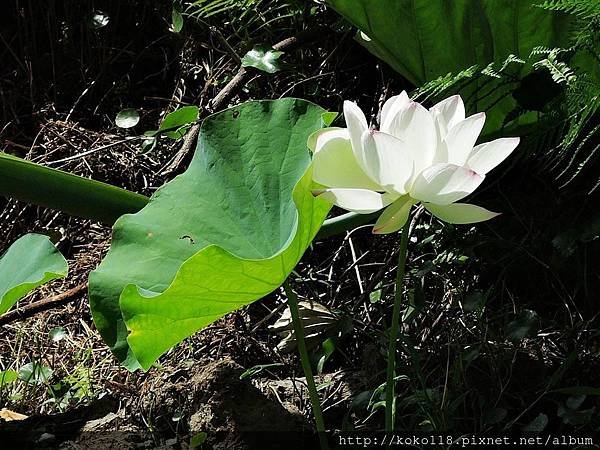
<box><xmin>320</xmin><ymin>111</ymin><xmax>338</xmax><ymax>127</ymax></box>
<box><xmin>0</xmin><ymin>234</ymin><xmax>68</xmax><ymax>315</ymax></box>
<box><xmin>0</xmin><ymin>151</ymin><xmax>370</xmax><ymax>237</ymax></box>
<box><xmin>316</xmin><ymin>338</ymin><xmax>335</xmax><ymax>374</ymax></box>
<box><xmin>89</xmin><ymin>99</ymin><xmax>330</xmax><ymax>370</ymax></box>
<box><xmin>115</xmin><ymin>108</ymin><xmax>140</xmax><ymax>129</ymax></box>
<box><xmin>414</xmin><ymin>51</ymin><xmax>533</xmax><ymax>131</ymax></box>
<box><xmin>536</xmin><ymin>0</ymin><xmax>600</xmax><ymax>20</ymax></box>
<box><xmin>241</xmin><ymin>45</ymin><xmax>284</xmax><ymax>73</ymax></box>
<box><xmin>416</xmin><ymin>44</ymin><xmax>599</xmax><ymax>189</ymax></box>
<box><xmin>185</xmin><ymin>0</ymin><xmax>303</xmax><ymax>31</ymax></box>
<box><xmin>60</xmin><ymin>365</ymin><xmax>95</xmax><ymax>404</ymax></box>
<box><xmin>190</xmin><ymin>432</ymin><xmax>208</xmax><ymax>448</ymax></box>
<box><xmin>239</xmin><ymin>363</ymin><xmax>284</xmax><ymax>380</ymax></box>
<box><xmin>144</xmin><ymin>105</ymin><xmax>199</xmax><ymax>144</ymax></box>
<box><xmin>533</xmin><ymin>0</ymin><xmax>600</xmax><ymax>189</ymax></box>
<box><xmin>158</xmin><ymin>106</ymin><xmax>199</xmax><ymax>139</ymax></box>
<box><xmin>120</xmin><ymin>168</ymin><xmax>329</xmax><ymax>370</ymax></box>
<box><xmin>0</xmin><ymin>0</ymin><xmax>596</xmax><ymax>436</ymax></box>
<box><xmin>188</xmin><ymin>0</ymin><xmax>261</xmax><ymax>18</ymax></box>
<box><xmin>531</xmin><ymin>48</ymin><xmax>576</xmax><ymax>84</ymax></box>
<box><xmin>0</xmin><ymin>153</ymin><xmax>149</xmax><ymax>224</ymax></box>
<box><xmin>18</xmin><ymin>362</ymin><xmax>53</xmax><ymax>385</ymax></box>
<box><xmin>270</xmin><ymin>300</ymin><xmax>344</xmax><ymax>353</ymax></box>
<box><xmin>327</xmin><ymin>0</ymin><xmax>572</xmax><ymax>85</ymax></box>
<box><xmin>328</xmin><ymin>0</ymin><xmax>576</xmax><ymax>143</ymax></box>
<box><xmin>172</xmin><ymin>3</ymin><xmax>184</xmax><ymax>33</ymax></box>
<box><xmin>0</xmin><ymin>370</ymin><xmax>18</xmax><ymax>388</ymax></box>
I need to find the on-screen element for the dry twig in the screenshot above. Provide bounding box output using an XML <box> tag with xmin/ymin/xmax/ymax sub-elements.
<box><xmin>161</xmin><ymin>27</ymin><xmax>326</xmax><ymax>176</ymax></box>
<box><xmin>0</xmin><ymin>283</ymin><xmax>87</xmax><ymax>326</ymax></box>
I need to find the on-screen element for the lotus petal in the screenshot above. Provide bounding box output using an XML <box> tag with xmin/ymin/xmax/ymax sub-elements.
<box><xmin>411</xmin><ymin>163</ymin><xmax>484</xmax><ymax>205</ymax></box>
<box><xmin>387</xmin><ymin>102</ymin><xmax>436</xmax><ymax>174</ymax></box>
<box><xmin>430</xmin><ymin>95</ymin><xmax>465</xmax><ymax>137</ymax></box>
<box><xmin>380</xmin><ymin>91</ymin><xmax>410</xmax><ymax>133</ymax></box>
<box><xmin>313</xmin><ymin>188</ymin><xmax>395</xmax><ymax>214</ymax></box>
<box><xmin>467</xmin><ymin>137</ymin><xmax>520</xmax><ymax>175</ymax></box>
<box><xmin>311</xmin><ymin>128</ymin><xmax>381</xmax><ymax>190</ymax></box>
<box><xmin>362</xmin><ymin>131</ymin><xmax>414</xmax><ymax>194</ymax></box>
<box><xmin>444</xmin><ymin>112</ymin><xmax>486</xmax><ymax>166</ymax></box>
<box><xmin>343</xmin><ymin>101</ymin><xmax>370</xmax><ymax>174</ymax></box>
<box><xmin>307</xmin><ymin>127</ymin><xmax>343</xmax><ymax>153</ymax></box>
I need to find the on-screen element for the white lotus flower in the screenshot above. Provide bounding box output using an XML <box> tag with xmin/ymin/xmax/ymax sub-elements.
<box><xmin>309</xmin><ymin>92</ymin><xmax>519</xmax><ymax>234</ymax></box>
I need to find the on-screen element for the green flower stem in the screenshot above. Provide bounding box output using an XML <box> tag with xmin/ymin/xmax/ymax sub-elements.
<box><xmin>385</xmin><ymin>222</ymin><xmax>410</xmax><ymax>432</ymax></box>
<box><xmin>283</xmin><ymin>280</ymin><xmax>329</xmax><ymax>450</ymax></box>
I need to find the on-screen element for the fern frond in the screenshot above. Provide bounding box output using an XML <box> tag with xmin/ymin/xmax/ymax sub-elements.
<box><xmin>414</xmin><ymin>65</ymin><xmax>479</xmax><ymax>101</ymax></box>
<box><xmin>536</xmin><ymin>0</ymin><xmax>600</xmax><ymax>19</ymax></box>
<box><xmin>532</xmin><ymin>49</ymin><xmax>577</xmax><ymax>84</ymax></box>
<box><xmin>481</xmin><ymin>54</ymin><xmax>526</xmax><ymax>79</ymax></box>
<box><xmin>185</xmin><ymin>0</ymin><xmax>301</xmax><ymax>30</ymax></box>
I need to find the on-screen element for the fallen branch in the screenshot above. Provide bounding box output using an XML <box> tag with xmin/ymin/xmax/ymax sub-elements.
<box><xmin>162</xmin><ymin>27</ymin><xmax>326</xmax><ymax>176</ymax></box>
<box><xmin>0</xmin><ymin>282</ymin><xmax>87</xmax><ymax>326</ymax></box>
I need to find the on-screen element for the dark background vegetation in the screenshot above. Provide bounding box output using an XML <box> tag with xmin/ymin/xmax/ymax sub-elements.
<box><xmin>0</xmin><ymin>1</ymin><xmax>598</xmax><ymax>448</ymax></box>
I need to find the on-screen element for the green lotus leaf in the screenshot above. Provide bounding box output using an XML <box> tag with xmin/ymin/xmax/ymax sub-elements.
<box><xmin>327</xmin><ymin>0</ymin><xmax>573</xmax><ymax>133</ymax></box>
<box><xmin>89</xmin><ymin>98</ymin><xmax>330</xmax><ymax>370</ymax></box>
<box><xmin>328</xmin><ymin>0</ymin><xmax>572</xmax><ymax>86</ymax></box>
<box><xmin>0</xmin><ymin>233</ymin><xmax>68</xmax><ymax>315</ymax></box>
<box><xmin>121</xmin><ymin>166</ymin><xmax>329</xmax><ymax>369</ymax></box>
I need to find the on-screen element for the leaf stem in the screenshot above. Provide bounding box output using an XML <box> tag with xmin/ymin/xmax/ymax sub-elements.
<box><xmin>0</xmin><ymin>153</ymin><xmax>147</xmax><ymax>224</ymax></box>
<box><xmin>282</xmin><ymin>280</ymin><xmax>329</xmax><ymax>450</ymax></box>
<box><xmin>385</xmin><ymin>223</ymin><xmax>410</xmax><ymax>432</ymax></box>
<box><xmin>0</xmin><ymin>153</ymin><xmax>380</xmax><ymax>238</ymax></box>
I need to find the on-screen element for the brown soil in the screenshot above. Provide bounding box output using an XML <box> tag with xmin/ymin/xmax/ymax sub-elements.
<box><xmin>1</xmin><ymin>358</ymin><xmax>329</xmax><ymax>449</ymax></box>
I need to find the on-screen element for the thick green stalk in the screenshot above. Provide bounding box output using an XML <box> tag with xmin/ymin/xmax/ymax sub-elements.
<box><xmin>283</xmin><ymin>280</ymin><xmax>329</xmax><ymax>450</ymax></box>
<box><xmin>385</xmin><ymin>223</ymin><xmax>410</xmax><ymax>432</ymax></box>
<box><xmin>0</xmin><ymin>153</ymin><xmax>377</xmax><ymax>237</ymax></box>
<box><xmin>316</xmin><ymin>211</ymin><xmax>379</xmax><ymax>239</ymax></box>
<box><xmin>0</xmin><ymin>153</ymin><xmax>147</xmax><ymax>224</ymax></box>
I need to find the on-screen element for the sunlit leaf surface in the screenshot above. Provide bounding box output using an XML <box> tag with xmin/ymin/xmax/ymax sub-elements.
<box><xmin>242</xmin><ymin>45</ymin><xmax>284</xmax><ymax>74</ymax></box>
<box><xmin>89</xmin><ymin>99</ymin><xmax>330</xmax><ymax>370</ymax></box>
<box><xmin>326</xmin><ymin>0</ymin><xmax>573</xmax><ymax>133</ymax></box>
<box><xmin>0</xmin><ymin>234</ymin><xmax>68</xmax><ymax>315</ymax></box>
<box><xmin>115</xmin><ymin>109</ymin><xmax>140</xmax><ymax>129</ymax></box>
